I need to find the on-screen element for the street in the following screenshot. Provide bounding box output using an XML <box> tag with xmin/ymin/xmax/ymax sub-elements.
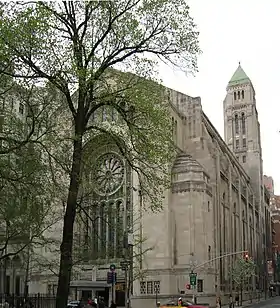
<box><xmin>243</xmin><ymin>296</ymin><xmax>280</xmax><ymax>307</ymax></box>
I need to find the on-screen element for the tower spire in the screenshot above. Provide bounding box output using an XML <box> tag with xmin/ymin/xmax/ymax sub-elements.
<box><xmin>228</xmin><ymin>63</ymin><xmax>250</xmax><ymax>87</ymax></box>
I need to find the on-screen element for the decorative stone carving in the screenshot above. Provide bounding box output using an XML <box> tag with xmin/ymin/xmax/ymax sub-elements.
<box><xmin>171</xmin><ymin>153</ymin><xmax>211</xmax><ymax>195</ymax></box>
<box><xmin>92</xmin><ymin>152</ymin><xmax>124</xmax><ymax>196</ymax></box>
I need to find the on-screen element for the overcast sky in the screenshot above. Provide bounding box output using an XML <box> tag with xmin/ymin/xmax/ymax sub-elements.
<box><xmin>159</xmin><ymin>0</ymin><xmax>280</xmax><ymax>194</ymax></box>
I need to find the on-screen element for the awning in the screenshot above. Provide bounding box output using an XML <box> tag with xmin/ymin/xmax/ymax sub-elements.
<box><xmin>70</xmin><ymin>280</ymin><xmax>111</xmax><ymax>290</ymax></box>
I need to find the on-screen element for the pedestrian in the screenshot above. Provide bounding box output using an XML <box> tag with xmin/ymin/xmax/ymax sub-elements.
<box><xmin>110</xmin><ymin>301</ymin><xmax>117</xmax><ymax>308</ymax></box>
<box><xmin>235</xmin><ymin>294</ymin><xmax>239</xmax><ymax>307</ymax></box>
<box><xmin>98</xmin><ymin>297</ymin><xmax>105</xmax><ymax>308</ymax></box>
<box><xmin>92</xmin><ymin>301</ymin><xmax>97</xmax><ymax>308</ymax></box>
<box><xmin>3</xmin><ymin>299</ymin><xmax>9</xmax><ymax>308</ymax></box>
<box><xmin>229</xmin><ymin>294</ymin><xmax>233</xmax><ymax>308</ymax></box>
<box><xmin>216</xmin><ymin>296</ymin><xmax>221</xmax><ymax>308</ymax></box>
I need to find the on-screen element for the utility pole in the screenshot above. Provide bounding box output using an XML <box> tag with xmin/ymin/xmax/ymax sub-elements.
<box><xmin>192</xmin><ymin>250</ymin><xmax>249</xmax><ymax>271</ymax></box>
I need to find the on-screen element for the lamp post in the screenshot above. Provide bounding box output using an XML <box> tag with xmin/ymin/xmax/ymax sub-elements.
<box><xmin>123</xmin><ymin>231</ymin><xmax>134</xmax><ymax>308</ymax></box>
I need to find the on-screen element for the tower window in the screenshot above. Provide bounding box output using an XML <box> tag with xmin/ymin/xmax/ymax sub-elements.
<box><xmin>234</xmin><ymin>92</ymin><xmax>237</xmax><ymax>100</ymax></box>
<box><xmin>241</xmin><ymin>113</ymin><xmax>246</xmax><ymax>134</ymax></box>
<box><xmin>235</xmin><ymin>114</ymin><xmax>239</xmax><ymax>134</ymax></box>
<box><xmin>237</xmin><ymin>91</ymin><xmax>240</xmax><ymax>100</ymax></box>
<box><xmin>19</xmin><ymin>103</ymin><xmax>24</xmax><ymax>115</ymax></box>
<box><xmin>236</xmin><ymin>139</ymin><xmax>239</xmax><ymax>149</ymax></box>
<box><xmin>241</xmin><ymin>90</ymin><xmax>244</xmax><ymax>99</ymax></box>
<box><xmin>242</xmin><ymin>156</ymin><xmax>246</xmax><ymax>163</ymax></box>
<box><xmin>0</xmin><ymin>116</ymin><xmax>3</xmax><ymax>133</ymax></box>
<box><xmin>242</xmin><ymin>138</ymin><xmax>246</xmax><ymax>148</ymax></box>
<box><xmin>174</xmin><ymin>120</ymin><xmax>178</xmax><ymax>143</ymax></box>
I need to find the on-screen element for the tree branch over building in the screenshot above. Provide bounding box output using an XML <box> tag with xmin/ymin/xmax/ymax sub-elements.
<box><xmin>0</xmin><ymin>1</ymin><xmax>200</xmax><ymax>307</ymax></box>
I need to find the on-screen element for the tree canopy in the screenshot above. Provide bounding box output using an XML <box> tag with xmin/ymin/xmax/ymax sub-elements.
<box><xmin>231</xmin><ymin>257</ymin><xmax>256</xmax><ymax>289</ymax></box>
<box><xmin>0</xmin><ymin>1</ymin><xmax>200</xmax><ymax>307</ymax></box>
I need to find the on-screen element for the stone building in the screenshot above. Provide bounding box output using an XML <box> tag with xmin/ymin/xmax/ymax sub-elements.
<box><xmin>131</xmin><ymin>64</ymin><xmax>271</xmax><ymax>307</ymax></box>
<box><xmin>0</xmin><ymin>83</ymin><xmax>31</xmax><ymax>296</ymax></box>
<box><xmin>20</xmin><ymin>64</ymin><xmax>271</xmax><ymax>307</ymax></box>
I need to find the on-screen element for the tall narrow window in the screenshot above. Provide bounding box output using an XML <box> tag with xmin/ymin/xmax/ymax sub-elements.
<box><xmin>235</xmin><ymin>114</ymin><xmax>239</xmax><ymax>134</ymax></box>
<box><xmin>208</xmin><ymin>246</ymin><xmax>211</xmax><ymax>260</ymax></box>
<box><xmin>174</xmin><ymin>120</ymin><xmax>178</xmax><ymax>143</ymax></box>
<box><xmin>92</xmin><ymin>204</ymin><xmax>99</xmax><ymax>260</ymax></box>
<box><xmin>237</xmin><ymin>91</ymin><xmax>240</xmax><ymax>99</ymax></box>
<box><xmin>116</xmin><ymin>201</ymin><xmax>124</xmax><ymax>258</ymax></box>
<box><xmin>15</xmin><ymin>276</ymin><xmax>20</xmax><ymax>296</ymax></box>
<box><xmin>241</xmin><ymin>90</ymin><xmax>245</xmax><ymax>99</ymax></box>
<box><xmin>242</xmin><ymin>155</ymin><xmax>246</xmax><ymax>163</ymax></box>
<box><xmin>0</xmin><ymin>116</ymin><xmax>3</xmax><ymax>133</ymax></box>
<box><xmin>99</xmin><ymin>203</ymin><xmax>106</xmax><ymax>258</ymax></box>
<box><xmin>197</xmin><ymin>279</ymin><xmax>203</xmax><ymax>292</ymax></box>
<box><xmin>236</xmin><ymin>139</ymin><xmax>239</xmax><ymax>149</ymax></box>
<box><xmin>19</xmin><ymin>102</ymin><xmax>24</xmax><ymax>114</ymax></box>
<box><xmin>234</xmin><ymin>203</ymin><xmax>237</xmax><ymax>252</ymax></box>
<box><xmin>243</xmin><ymin>138</ymin><xmax>246</xmax><ymax>148</ymax></box>
<box><xmin>241</xmin><ymin>113</ymin><xmax>246</xmax><ymax>134</ymax></box>
<box><xmin>234</xmin><ymin>92</ymin><xmax>237</xmax><ymax>100</ymax></box>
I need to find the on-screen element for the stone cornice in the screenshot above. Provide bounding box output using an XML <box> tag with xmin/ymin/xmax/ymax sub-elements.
<box><xmin>172</xmin><ymin>180</ymin><xmax>212</xmax><ymax>196</ymax></box>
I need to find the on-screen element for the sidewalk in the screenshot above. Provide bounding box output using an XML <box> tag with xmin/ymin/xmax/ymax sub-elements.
<box><xmin>221</xmin><ymin>297</ymin><xmax>268</xmax><ymax>308</ymax></box>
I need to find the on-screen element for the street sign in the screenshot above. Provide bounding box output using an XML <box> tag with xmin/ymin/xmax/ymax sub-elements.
<box><xmin>189</xmin><ymin>272</ymin><xmax>197</xmax><ymax>286</ymax></box>
<box><xmin>110</xmin><ymin>264</ymin><xmax>116</xmax><ymax>271</ymax></box>
<box><xmin>120</xmin><ymin>260</ymin><xmax>130</xmax><ymax>270</ymax></box>
<box><xmin>107</xmin><ymin>271</ymin><xmax>117</xmax><ymax>284</ymax></box>
<box><xmin>185</xmin><ymin>283</ymin><xmax>191</xmax><ymax>290</ymax></box>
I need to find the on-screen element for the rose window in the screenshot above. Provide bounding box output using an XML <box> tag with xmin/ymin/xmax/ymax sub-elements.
<box><xmin>93</xmin><ymin>153</ymin><xmax>124</xmax><ymax>196</ymax></box>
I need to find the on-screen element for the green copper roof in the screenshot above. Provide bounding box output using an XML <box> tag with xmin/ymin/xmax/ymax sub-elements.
<box><xmin>228</xmin><ymin>63</ymin><xmax>251</xmax><ymax>86</ymax></box>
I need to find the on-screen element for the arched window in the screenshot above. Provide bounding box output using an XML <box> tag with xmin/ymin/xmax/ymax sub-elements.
<box><xmin>241</xmin><ymin>113</ymin><xmax>246</xmax><ymax>134</ymax></box>
<box><xmin>234</xmin><ymin>92</ymin><xmax>237</xmax><ymax>100</ymax></box>
<box><xmin>235</xmin><ymin>114</ymin><xmax>239</xmax><ymax>134</ymax></box>
<box><xmin>241</xmin><ymin>90</ymin><xmax>244</xmax><ymax>99</ymax></box>
<box><xmin>237</xmin><ymin>91</ymin><xmax>240</xmax><ymax>99</ymax></box>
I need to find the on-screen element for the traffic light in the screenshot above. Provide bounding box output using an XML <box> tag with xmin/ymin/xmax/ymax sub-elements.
<box><xmin>186</xmin><ymin>284</ymin><xmax>191</xmax><ymax>290</ymax></box>
<box><xmin>245</xmin><ymin>253</ymin><xmax>249</xmax><ymax>262</ymax></box>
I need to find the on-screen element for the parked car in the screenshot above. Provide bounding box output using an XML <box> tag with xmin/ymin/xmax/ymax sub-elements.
<box><xmin>159</xmin><ymin>299</ymin><xmax>208</xmax><ymax>308</ymax></box>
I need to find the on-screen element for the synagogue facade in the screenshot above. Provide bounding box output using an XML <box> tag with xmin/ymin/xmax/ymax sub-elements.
<box><xmin>24</xmin><ymin>65</ymin><xmax>272</xmax><ymax>308</ymax></box>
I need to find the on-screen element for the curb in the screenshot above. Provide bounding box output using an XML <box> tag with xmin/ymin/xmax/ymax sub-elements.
<box><xmin>221</xmin><ymin>297</ymin><xmax>276</xmax><ymax>308</ymax></box>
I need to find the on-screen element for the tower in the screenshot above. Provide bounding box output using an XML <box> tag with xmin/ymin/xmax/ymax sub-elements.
<box><xmin>223</xmin><ymin>63</ymin><xmax>263</xmax><ymax>207</ymax></box>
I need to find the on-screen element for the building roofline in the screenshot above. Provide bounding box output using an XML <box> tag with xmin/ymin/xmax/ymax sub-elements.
<box><xmin>201</xmin><ymin>111</ymin><xmax>251</xmax><ymax>183</ymax></box>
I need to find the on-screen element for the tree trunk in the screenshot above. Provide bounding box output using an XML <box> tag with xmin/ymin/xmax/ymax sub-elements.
<box><xmin>55</xmin><ymin>131</ymin><xmax>83</xmax><ymax>308</ymax></box>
